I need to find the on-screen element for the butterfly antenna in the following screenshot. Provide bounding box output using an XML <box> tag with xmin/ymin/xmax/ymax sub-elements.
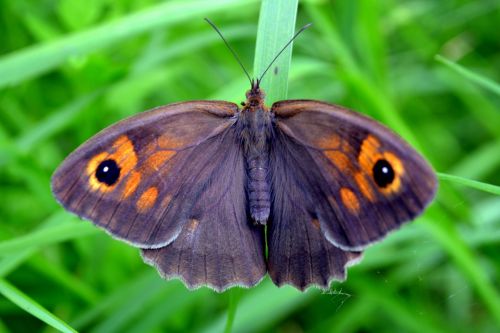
<box><xmin>205</xmin><ymin>18</ymin><xmax>253</xmax><ymax>86</ymax></box>
<box><xmin>257</xmin><ymin>23</ymin><xmax>312</xmax><ymax>85</ymax></box>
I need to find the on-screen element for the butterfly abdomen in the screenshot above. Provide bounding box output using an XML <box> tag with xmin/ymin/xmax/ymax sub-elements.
<box><xmin>239</xmin><ymin>106</ymin><xmax>273</xmax><ymax>224</ymax></box>
<box><xmin>247</xmin><ymin>154</ymin><xmax>271</xmax><ymax>224</ymax></box>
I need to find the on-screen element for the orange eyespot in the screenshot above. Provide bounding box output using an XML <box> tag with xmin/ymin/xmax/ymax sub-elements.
<box><xmin>372</xmin><ymin>159</ymin><xmax>394</xmax><ymax>187</ymax></box>
<box><xmin>358</xmin><ymin>135</ymin><xmax>404</xmax><ymax>197</ymax></box>
<box><xmin>95</xmin><ymin>160</ymin><xmax>120</xmax><ymax>185</ymax></box>
<box><xmin>85</xmin><ymin>135</ymin><xmax>138</xmax><ymax>193</ymax></box>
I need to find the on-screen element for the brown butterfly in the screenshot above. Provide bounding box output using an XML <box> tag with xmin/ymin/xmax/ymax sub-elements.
<box><xmin>51</xmin><ymin>22</ymin><xmax>437</xmax><ymax>292</ymax></box>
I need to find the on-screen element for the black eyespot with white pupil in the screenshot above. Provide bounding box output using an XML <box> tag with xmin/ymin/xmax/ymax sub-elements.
<box><xmin>372</xmin><ymin>159</ymin><xmax>395</xmax><ymax>188</ymax></box>
<box><xmin>95</xmin><ymin>159</ymin><xmax>120</xmax><ymax>186</ymax></box>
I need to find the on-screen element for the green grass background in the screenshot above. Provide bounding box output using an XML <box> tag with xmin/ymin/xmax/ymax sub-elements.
<box><xmin>1</xmin><ymin>0</ymin><xmax>500</xmax><ymax>332</ymax></box>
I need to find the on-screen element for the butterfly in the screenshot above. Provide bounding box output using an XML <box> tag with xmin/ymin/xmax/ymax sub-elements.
<box><xmin>51</xmin><ymin>22</ymin><xmax>437</xmax><ymax>292</ymax></box>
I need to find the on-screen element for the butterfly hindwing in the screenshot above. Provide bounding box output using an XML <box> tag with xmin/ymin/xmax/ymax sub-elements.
<box><xmin>141</xmin><ymin>133</ymin><xmax>266</xmax><ymax>291</ymax></box>
<box><xmin>271</xmin><ymin>100</ymin><xmax>437</xmax><ymax>251</ymax></box>
<box><xmin>268</xmin><ymin>132</ymin><xmax>362</xmax><ymax>290</ymax></box>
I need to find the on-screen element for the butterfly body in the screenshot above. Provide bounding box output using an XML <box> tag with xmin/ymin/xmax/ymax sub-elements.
<box><xmin>238</xmin><ymin>86</ymin><xmax>273</xmax><ymax>224</ymax></box>
<box><xmin>52</xmin><ymin>82</ymin><xmax>437</xmax><ymax>291</ymax></box>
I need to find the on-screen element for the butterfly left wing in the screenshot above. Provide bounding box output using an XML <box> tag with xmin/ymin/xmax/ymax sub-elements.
<box><xmin>271</xmin><ymin>100</ymin><xmax>437</xmax><ymax>252</ymax></box>
<box><xmin>51</xmin><ymin>101</ymin><xmax>266</xmax><ymax>291</ymax></box>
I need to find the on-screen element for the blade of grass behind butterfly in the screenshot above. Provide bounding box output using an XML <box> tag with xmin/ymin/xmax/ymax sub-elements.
<box><xmin>202</xmin><ymin>279</ymin><xmax>317</xmax><ymax>333</ymax></box>
<box><xmin>0</xmin><ymin>216</ymin><xmax>98</xmax><ymax>256</ymax></box>
<box><xmin>303</xmin><ymin>3</ymin><xmax>421</xmax><ymax>151</ymax></box>
<box><xmin>450</xmin><ymin>140</ymin><xmax>500</xmax><ymax>180</ymax></box>
<box><xmin>253</xmin><ymin>0</ymin><xmax>299</xmax><ymax>103</ymax></box>
<box><xmin>0</xmin><ymin>0</ymin><xmax>258</xmax><ymax>89</ymax></box>
<box><xmin>435</xmin><ymin>55</ymin><xmax>500</xmax><ymax>96</ymax></box>
<box><xmin>437</xmin><ymin>173</ymin><xmax>500</xmax><ymax>196</ymax></box>
<box><xmin>216</xmin><ymin>4</ymin><xmax>301</xmax><ymax>332</ymax></box>
<box><xmin>0</xmin><ymin>278</ymin><xmax>77</xmax><ymax>333</ymax></box>
<box><xmin>0</xmin><ymin>211</ymin><xmax>75</xmax><ymax>277</ymax></box>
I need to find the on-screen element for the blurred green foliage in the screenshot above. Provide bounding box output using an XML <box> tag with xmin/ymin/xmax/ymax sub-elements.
<box><xmin>1</xmin><ymin>0</ymin><xmax>500</xmax><ymax>332</ymax></box>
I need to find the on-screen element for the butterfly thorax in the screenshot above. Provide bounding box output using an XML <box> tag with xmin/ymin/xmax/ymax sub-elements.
<box><xmin>238</xmin><ymin>86</ymin><xmax>273</xmax><ymax>225</ymax></box>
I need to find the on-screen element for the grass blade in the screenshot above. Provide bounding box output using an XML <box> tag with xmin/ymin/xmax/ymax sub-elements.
<box><xmin>253</xmin><ymin>0</ymin><xmax>299</xmax><ymax>103</ymax></box>
<box><xmin>0</xmin><ymin>278</ymin><xmax>77</xmax><ymax>333</ymax></box>
<box><xmin>435</xmin><ymin>55</ymin><xmax>500</xmax><ymax>96</ymax></box>
<box><xmin>438</xmin><ymin>172</ymin><xmax>500</xmax><ymax>196</ymax></box>
<box><xmin>0</xmin><ymin>218</ymin><xmax>98</xmax><ymax>255</ymax></box>
<box><xmin>0</xmin><ymin>0</ymin><xmax>257</xmax><ymax>88</ymax></box>
<box><xmin>223</xmin><ymin>289</ymin><xmax>242</xmax><ymax>333</ymax></box>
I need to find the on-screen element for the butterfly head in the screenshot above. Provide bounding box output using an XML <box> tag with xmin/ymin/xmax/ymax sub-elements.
<box><xmin>243</xmin><ymin>79</ymin><xmax>267</xmax><ymax>111</ymax></box>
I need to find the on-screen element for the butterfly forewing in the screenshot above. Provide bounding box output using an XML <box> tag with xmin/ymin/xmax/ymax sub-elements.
<box><xmin>52</xmin><ymin>101</ymin><xmax>240</xmax><ymax>248</ymax></box>
<box><xmin>271</xmin><ymin>100</ymin><xmax>437</xmax><ymax>251</ymax></box>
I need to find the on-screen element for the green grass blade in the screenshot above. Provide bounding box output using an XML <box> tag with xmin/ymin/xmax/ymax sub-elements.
<box><xmin>223</xmin><ymin>289</ymin><xmax>242</xmax><ymax>333</ymax></box>
<box><xmin>202</xmin><ymin>279</ymin><xmax>316</xmax><ymax>333</ymax></box>
<box><xmin>70</xmin><ymin>272</ymin><xmax>159</xmax><ymax>330</ymax></box>
<box><xmin>438</xmin><ymin>173</ymin><xmax>500</xmax><ymax>195</ymax></box>
<box><xmin>0</xmin><ymin>0</ymin><xmax>258</xmax><ymax>89</ymax></box>
<box><xmin>435</xmin><ymin>55</ymin><xmax>500</xmax><ymax>96</ymax></box>
<box><xmin>450</xmin><ymin>139</ymin><xmax>500</xmax><ymax>179</ymax></box>
<box><xmin>29</xmin><ymin>256</ymin><xmax>100</xmax><ymax>304</ymax></box>
<box><xmin>0</xmin><ymin>211</ymin><xmax>72</xmax><ymax>277</ymax></box>
<box><xmin>0</xmin><ymin>278</ymin><xmax>77</xmax><ymax>333</ymax></box>
<box><xmin>15</xmin><ymin>92</ymin><xmax>99</xmax><ymax>153</ymax></box>
<box><xmin>253</xmin><ymin>0</ymin><xmax>299</xmax><ymax>103</ymax></box>
<box><xmin>421</xmin><ymin>211</ymin><xmax>500</xmax><ymax>326</ymax></box>
<box><xmin>0</xmin><ymin>218</ymin><xmax>98</xmax><ymax>255</ymax></box>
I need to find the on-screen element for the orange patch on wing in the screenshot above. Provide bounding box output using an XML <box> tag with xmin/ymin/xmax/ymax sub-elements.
<box><xmin>122</xmin><ymin>171</ymin><xmax>141</xmax><ymax>198</ymax></box>
<box><xmin>324</xmin><ymin>151</ymin><xmax>354</xmax><ymax>173</ymax></box>
<box><xmin>157</xmin><ymin>134</ymin><xmax>189</xmax><ymax>150</ymax></box>
<box><xmin>144</xmin><ymin>150</ymin><xmax>176</xmax><ymax>172</ymax></box>
<box><xmin>111</xmin><ymin>135</ymin><xmax>138</xmax><ymax>176</ymax></box>
<box><xmin>340</xmin><ymin>187</ymin><xmax>360</xmax><ymax>215</ymax></box>
<box><xmin>358</xmin><ymin>135</ymin><xmax>381</xmax><ymax>172</ymax></box>
<box><xmin>315</xmin><ymin>134</ymin><xmax>341</xmax><ymax>149</ymax></box>
<box><xmin>354</xmin><ymin>172</ymin><xmax>376</xmax><ymax>202</ymax></box>
<box><xmin>136</xmin><ymin>187</ymin><xmax>158</xmax><ymax>212</ymax></box>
